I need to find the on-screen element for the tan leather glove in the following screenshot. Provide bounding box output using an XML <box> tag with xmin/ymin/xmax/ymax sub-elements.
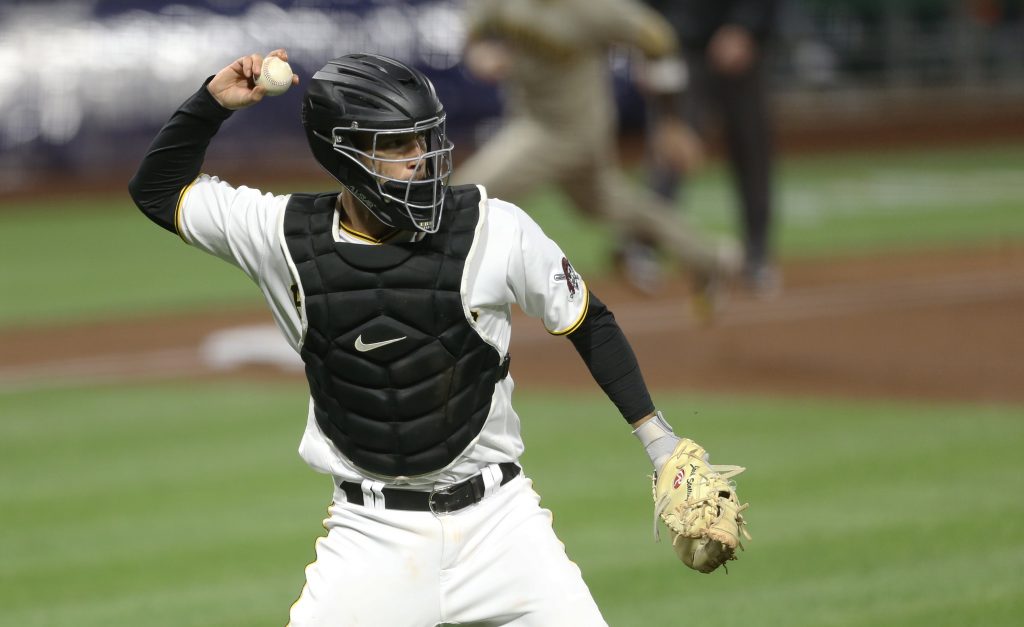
<box><xmin>652</xmin><ymin>438</ymin><xmax>750</xmax><ymax>573</ymax></box>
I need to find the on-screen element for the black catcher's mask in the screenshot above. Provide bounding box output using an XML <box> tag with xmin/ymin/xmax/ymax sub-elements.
<box><xmin>302</xmin><ymin>53</ymin><xmax>454</xmax><ymax>233</ymax></box>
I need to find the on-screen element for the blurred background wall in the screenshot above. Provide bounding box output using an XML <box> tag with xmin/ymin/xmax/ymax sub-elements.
<box><xmin>0</xmin><ymin>0</ymin><xmax>1022</xmax><ymax>197</ymax></box>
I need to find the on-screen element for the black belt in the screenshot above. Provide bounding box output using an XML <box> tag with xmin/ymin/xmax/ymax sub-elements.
<box><xmin>340</xmin><ymin>462</ymin><xmax>521</xmax><ymax>514</ymax></box>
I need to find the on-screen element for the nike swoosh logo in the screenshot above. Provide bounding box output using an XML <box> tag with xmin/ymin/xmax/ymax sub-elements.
<box><xmin>354</xmin><ymin>334</ymin><xmax>407</xmax><ymax>352</ymax></box>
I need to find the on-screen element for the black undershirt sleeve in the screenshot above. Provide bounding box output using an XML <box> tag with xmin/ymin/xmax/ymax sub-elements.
<box><xmin>127</xmin><ymin>77</ymin><xmax>233</xmax><ymax>234</ymax></box>
<box><xmin>566</xmin><ymin>291</ymin><xmax>656</xmax><ymax>423</ymax></box>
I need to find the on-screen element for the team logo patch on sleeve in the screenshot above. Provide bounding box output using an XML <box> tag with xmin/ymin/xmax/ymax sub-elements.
<box><xmin>553</xmin><ymin>257</ymin><xmax>581</xmax><ymax>301</ymax></box>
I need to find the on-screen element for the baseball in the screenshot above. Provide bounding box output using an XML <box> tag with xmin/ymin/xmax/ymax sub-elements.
<box><xmin>257</xmin><ymin>56</ymin><xmax>293</xmax><ymax>96</ymax></box>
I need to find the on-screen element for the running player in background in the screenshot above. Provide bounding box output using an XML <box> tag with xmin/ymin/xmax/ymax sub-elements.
<box><xmin>453</xmin><ymin>0</ymin><xmax>740</xmax><ymax>316</ymax></box>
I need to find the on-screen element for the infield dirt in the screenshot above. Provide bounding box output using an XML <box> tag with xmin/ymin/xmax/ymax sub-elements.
<box><xmin>2</xmin><ymin>244</ymin><xmax>1022</xmax><ymax>404</ymax></box>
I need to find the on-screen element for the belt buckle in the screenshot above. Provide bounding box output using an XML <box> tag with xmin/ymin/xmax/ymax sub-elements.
<box><xmin>427</xmin><ymin>483</ymin><xmax>461</xmax><ymax>515</ymax></box>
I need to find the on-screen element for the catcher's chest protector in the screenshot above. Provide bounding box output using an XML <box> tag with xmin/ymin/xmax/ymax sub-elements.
<box><xmin>283</xmin><ymin>186</ymin><xmax>505</xmax><ymax>478</ymax></box>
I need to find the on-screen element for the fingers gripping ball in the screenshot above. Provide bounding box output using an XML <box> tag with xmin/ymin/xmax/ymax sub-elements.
<box><xmin>652</xmin><ymin>438</ymin><xmax>750</xmax><ymax>573</ymax></box>
<box><xmin>257</xmin><ymin>56</ymin><xmax>293</xmax><ymax>96</ymax></box>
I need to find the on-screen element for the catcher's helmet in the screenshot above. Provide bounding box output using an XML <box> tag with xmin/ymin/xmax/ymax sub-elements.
<box><xmin>302</xmin><ymin>53</ymin><xmax>453</xmax><ymax>233</ymax></box>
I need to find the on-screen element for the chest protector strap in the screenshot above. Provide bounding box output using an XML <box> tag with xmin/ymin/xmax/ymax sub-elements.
<box><xmin>283</xmin><ymin>186</ymin><xmax>506</xmax><ymax>478</ymax></box>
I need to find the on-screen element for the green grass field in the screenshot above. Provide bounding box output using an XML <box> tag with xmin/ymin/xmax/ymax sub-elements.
<box><xmin>2</xmin><ymin>141</ymin><xmax>1024</xmax><ymax>625</ymax></box>
<box><xmin>1</xmin><ymin>383</ymin><xmax>1022</xmax><ymax>626</ymax></box>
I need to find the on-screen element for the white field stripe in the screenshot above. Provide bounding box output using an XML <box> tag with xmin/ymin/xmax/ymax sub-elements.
<box><xmin>0</xmin><ymin>348</ymin><xmax>201</xmax><ymax>393</ymax></box>
<box><xmin>0</xmin><ymin>270</ymin><xmax>1022</xmax><ymax>391</ymax></box>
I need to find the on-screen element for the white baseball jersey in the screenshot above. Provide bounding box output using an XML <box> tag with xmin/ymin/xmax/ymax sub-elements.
<box><xmin>177</xmin><ymin>175</ymin><xmax>589</xmax><ymax>488</ymax></box>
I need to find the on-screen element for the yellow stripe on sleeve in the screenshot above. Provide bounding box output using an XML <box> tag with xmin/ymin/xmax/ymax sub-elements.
<box><xmin>174</xmin><ymin>175</ymin><xmax>202</xmax><ymax>243</ymax></box>
<box><xmin>549</xmin><ymin>285</ymin><xmax>590</xmax><ymax>336</ymax></box>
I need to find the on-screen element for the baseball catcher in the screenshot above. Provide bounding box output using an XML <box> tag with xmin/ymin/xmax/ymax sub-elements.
<box><xmin>128</xmin><ymin>40</ymin><xmax>751</xmax><ymax>625</ymax></box>
<box><xmin>635</xmin><ymin>413</ymin><xmax>750</xmax><ymax>573</ymax></box>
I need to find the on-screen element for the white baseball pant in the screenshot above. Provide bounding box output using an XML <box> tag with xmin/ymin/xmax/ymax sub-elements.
<box><xmin>288</xmin><ymin>472</ymin><xmax>607</xmax><ymax>626</ymax></box>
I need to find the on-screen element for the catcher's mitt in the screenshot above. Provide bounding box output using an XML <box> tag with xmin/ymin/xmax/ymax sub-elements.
<box><xmin>652</xmin><ymin>438</ymin><xmax>750</xmax><ymax>573</ymax></box>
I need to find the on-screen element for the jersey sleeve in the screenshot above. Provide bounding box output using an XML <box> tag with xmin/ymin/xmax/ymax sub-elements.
<box><xmin>584</xmin><ymin>0</ymin><xmax>677</xmax><ymax>57</ymax></box>
<box><xmin>176</xmin><ymin>174</ymin><xmax>287</xmax><ymax>284</ymax></box>
<box><xmin>505</xmin><ymin>202</ymin><xmax>590</xmax><ymax>334</ymax></box>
